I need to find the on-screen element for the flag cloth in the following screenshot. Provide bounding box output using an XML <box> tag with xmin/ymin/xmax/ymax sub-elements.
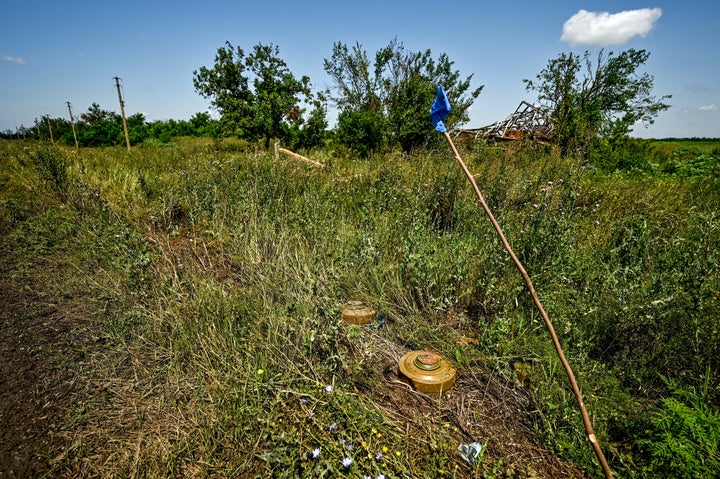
<box><xmin>430</xmin><ymin>85</ymin><xmax>451</xmax><ymax>133</ymax></box>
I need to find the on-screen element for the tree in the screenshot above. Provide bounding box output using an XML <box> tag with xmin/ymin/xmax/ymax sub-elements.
<box><xmin>193</xmin><ymin>42</ymin><xmax>321</xmax><ymax>148</ymax></box>
<box><xmin>336</xmin><ymin>107</ymin><xmax>387</xmax><ymax>157</ymax></box>
<box><xmin>324</xmin><ymin>38</ymin><xmax>482</xmax><ymax>154</ymax></box>
<box><xmin>77</xmin><ymin>103</ymin><xmax>123</xmax><ymax>147</ymax></box>
<box><xmin>381</xmin><ymin>42</ymin><xmax>480</xmax><ymax>152</ymax></box>
<box><xmin>323</xmin><ymin>41</ymin><xmax>383</xmax><ymax>113</ymax></box>
<box><xmin>524</xmin><ymin>49</ymin><xmax>671</xmax><ymax>155</ymax></box>
<box><xmin>32</xmin><ymin>116</ymin><xmax>74</xmax><ymax>144</ymax></box>
<box><xmin>323</xmin><ymin>41</ymin><xmax>386</xmax><ymax>156</ymax></box>
<box><xmin>80</xmin><ymin>102</ymin><xmax>118</xmax><ymax>125</ymax></box>
<box><xmin>283</xmin><ymin>97</ymin><xmax>328</xmax><ymax>150</ymax></box>
<box><xmin>189</xmin><ymin>112</ymin><xmax>219</xmax><ymax>137</ymax></box>
<box><xmin>126</xmin><ymin>112</ymin><xmax>149</xmax><ymax>145</ymax></box>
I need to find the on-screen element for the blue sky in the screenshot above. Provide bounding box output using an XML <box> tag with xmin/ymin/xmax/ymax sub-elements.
<box><xmin>2</xmin><ymin>0</ymin><xmax>718</xmax><ymax>138</ymax></box>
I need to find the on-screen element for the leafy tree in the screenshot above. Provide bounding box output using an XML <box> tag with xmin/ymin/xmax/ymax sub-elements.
<box><xmin>323</xmin><ymin>41</ymin><xmax>386</xmax><ymax>156</ymax></box>
<box><xmin>323</xmin><ymin>41</ymin><xmax>384</xmax><ymax>113</ymax></box>
<box><xmin>189</xmin><ymin>112</ymin><xmax>219</xmax><ymax>137</ymax></box>
<box><xmin>283</xmin><ymin>97</ymin><xmax>328</xmax><ymax>150</ymax></box>
<box><xmin>126</xmin><ymin>112</ymin><xmax>149</xmax><ymax>145</ymax></box>
<box><xmin>193</xmin><ymin>42</ymin><xmax>321</xmax><ymax>148</ymax></box>
<box><xmin>193</xmin><ymin>43</ymin><xmax>251</xmax><ymax>138</ymax></box>
<box><xmin>146</xmin><ymin>114</ymin><xmax>220</xmax><ymax>142</ymax></box>
<box><xmin>336</xmin><ymin>107</ymin><xmax>387</xmax><ymax>157</ymax></box>
<box><xmin>80</xmin><ymin>102</ymin><xmax>118</xmax><ymax>125</ymax></box>
<box><xmin>32</xmin><ymin>116</ymin><xmax>74</xmax><ymax>145</ymax></box>
<box><xmin>379</xmin><ymin>40</ymin><xmax>481</xmax><ymax>151</ymax></box>
<box><xmin>324</xmin><ymin>38</ymin><xmax>482</xmax><ymax>154</ymax></box>
<box><xmin>524</xmin><ymin>49</ymin><xmax>671</xmax><ymax>156</ymax></box>
<box><xmin>249</xmin><ymin>44</ymin><xmax>313</xmax><ymax>148</ymax></box>
<box><xmin>77</xmin><ymin>103</ymin><xmax>123</xmax><ymax>147</ymax></box>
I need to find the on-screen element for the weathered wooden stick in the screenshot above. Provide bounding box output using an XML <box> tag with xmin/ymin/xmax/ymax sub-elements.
<box><xmin>442</xmin><ymin>131</ymin><xmax>613</xmax><ymax>479</ymax></box>
<box><xmin>274</xmin><ymin>142</ymin><xmax>324</xmax><ymax>168</ymax></box>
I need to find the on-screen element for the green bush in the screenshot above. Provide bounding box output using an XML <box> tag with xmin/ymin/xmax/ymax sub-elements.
<box><xmin>588</xmin><ymin>137</ymin><xmax>655</xmax><ymax>172</ymax></box>
<box><xmin>639</xmin><ymin>378</ymin><xmax>720</xmax><ymax>478</ymax></box>
<box><xmin>336</xmin><ymin>107</ymin><xmax>387</xmax><ymax>157</ymax></box>
<box><xmin>31</xmin><ymin>145</ymin><xmax>70</xmax><ymax>194</ymax></box>
<box><xmin>661</xmin><ymin>148</ymin><xmax>720</xmax><ymax>177</ymax></box>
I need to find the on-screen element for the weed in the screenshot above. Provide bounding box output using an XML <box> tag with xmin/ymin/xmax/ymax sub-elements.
<box><xmin>639</xmin><ymin>376</ymin><xmax>720</xmax><ymax>478</ymax></box>
<box><xmin>31</xmin><ymin>145</ymin><xmax>70</xmax><ymax>194</ymax></box>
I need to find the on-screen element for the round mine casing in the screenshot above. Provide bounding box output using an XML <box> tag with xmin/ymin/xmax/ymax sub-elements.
<box><xmin>341</xmin><ymin>300</ymin><xmax>376</xmax><ymax>325</ymax></box>
<box><xmin>398</xmin><ymin>350</ymin><xmax>456</xmax><ymax>394</ymax></box>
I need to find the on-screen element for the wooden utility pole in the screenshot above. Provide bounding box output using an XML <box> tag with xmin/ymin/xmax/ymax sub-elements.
<box><xmin>114</xmin><ymin>76</ymin><xmax>131</xmax><ymax>151</ymax></box>
<box><xmin>66</xmin><ymin>101</ymin><xmax>79</xmax><ymax>149</ymax></box>
<box><xmin>45</xmin><ymin>115</ymin><xmax>54</xmax><ymax>143</ymax></box>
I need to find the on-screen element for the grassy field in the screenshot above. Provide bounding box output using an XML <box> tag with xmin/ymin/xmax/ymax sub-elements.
<box><xmin>1</xmin><ymin>137</ymin><xmax>718</xmax><ymax>478</ymax></box>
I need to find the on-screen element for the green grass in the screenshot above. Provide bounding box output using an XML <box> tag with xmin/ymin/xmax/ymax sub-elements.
<box><xmin>1</xmin><ymin>138</ymin><xmax>718</xmax><ymax>478</ymax></box>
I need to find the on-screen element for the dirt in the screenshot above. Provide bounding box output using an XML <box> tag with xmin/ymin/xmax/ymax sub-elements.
<box><xmin>0</xmin><ymin>255</ymin><xmax>91</xmax><ymax>478</ymax></box>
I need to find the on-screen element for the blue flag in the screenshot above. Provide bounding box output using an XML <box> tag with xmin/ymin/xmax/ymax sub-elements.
<box><xmin>430</xmin><ymin>85</ymin><xmax>451</xmax><ymax>133</ymax></box>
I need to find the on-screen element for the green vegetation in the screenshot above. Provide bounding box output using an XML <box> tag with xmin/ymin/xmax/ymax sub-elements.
<box><xmin>524</xmin><ymin>49</ymin><xmax>671</xmax><ymax>156</ymax></box>
<box><xmin>1</xmin><ymin>40</ymin><xmax>716</xmax><ymax>477</ymax></box>
<box><xmin>2</xmin><ymin>104</ymin><xmax>219</xmax><ymax>147</ymax></box>
<box><xmin>1</xmin><ymin>136</ymin><xmax>718</xmax><ymax>478</ymax></box>
<box><xmin>5</xmin><ymin>43</ymin><xmax>675</xmax><ymax>163</ymax></box>
<box><xmin>193</xmin><ymin>42</ymin><xmax>326</xmax><ymax>149</ymax></box>
<box><xmin>324</xmin><ymin>38</ymin><xmax>482</xmax><ymax>154</ymax></box>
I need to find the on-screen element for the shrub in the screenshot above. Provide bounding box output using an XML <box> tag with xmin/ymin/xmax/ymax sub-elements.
<box><xmin>31</xmin><ymin>146</ymin><xmax>70</xmax><ymax>194</ymax></box>
<box><xmin>336</xmin><ymin>107</ymin><xmax>386</xmax><ymax>157</ymax></box>
<box><xmin>639</xmin><ymin>378</ymin><xmax>720</xmax><ymax>478</ymax></box>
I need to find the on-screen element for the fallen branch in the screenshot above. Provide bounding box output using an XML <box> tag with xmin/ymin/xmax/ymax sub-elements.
<box><xmin>274</xmin><ymin>142</ymin><xmax>324</xmax><ymax>168</ymax></box>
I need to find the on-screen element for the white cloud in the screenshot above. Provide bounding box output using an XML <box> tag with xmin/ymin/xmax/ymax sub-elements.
<box><xmin>561</xmin><ymin>8</ymin><xmax>662</xmax><ymax>46</ymax></box>
<box><xmin>699</xmin><ymin>104</ymin><xmax>719</xmax><ymax>112</ymax></box>
<box><xmin>3</xmin><ymin>55</ymin><xmax>27</xmax><ymax>65</ymax></box>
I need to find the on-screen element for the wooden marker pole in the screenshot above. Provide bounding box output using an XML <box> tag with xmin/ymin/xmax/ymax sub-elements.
<box><xmin>442</xmin><ymin>131</ymin><xmax>613</xmax><ymax>479</ymax></box>
<box><xmin>274</xmin><ymin>142</ymin><xmax>324</xmax><ymax>168</ymax></box>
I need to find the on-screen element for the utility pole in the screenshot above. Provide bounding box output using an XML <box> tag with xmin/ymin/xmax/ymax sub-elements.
<box><xmin>45</xmin><ymin>115</ymin><xmax>54</xmax><ymax>143</ymax></box>
<box><xmin>66</xmin><ymin>101</ymin><xmax>79</xmax><ymax>149</ymax></box>
<box><xmin>113</xmin><ymin>76</ymin><xmax>131</xmax><ymax>151</ymax></box>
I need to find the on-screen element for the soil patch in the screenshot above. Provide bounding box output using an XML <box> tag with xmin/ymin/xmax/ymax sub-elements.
<box><xmin>0</xmin><ymin>255</ymin><xmax>94</xmax><ymax>478</ymax></box>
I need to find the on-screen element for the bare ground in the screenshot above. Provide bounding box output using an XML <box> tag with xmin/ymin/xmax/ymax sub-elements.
<box><xmin>0</xmin><ymin>258</ymin><xmax>73</xmax><ymax>478</ymax></box>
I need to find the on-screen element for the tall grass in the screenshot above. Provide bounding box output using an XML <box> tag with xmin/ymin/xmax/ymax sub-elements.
<box><xmin>1</xmin><ymin>138</ymin><xmax>717</xmax><ymax>478</ymax></box>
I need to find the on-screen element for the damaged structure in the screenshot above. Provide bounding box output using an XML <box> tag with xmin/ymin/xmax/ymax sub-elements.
<box><xmin>455</xmin><ymin>101</ymin><xmax>554</xmax><ymax>142</ymax></box>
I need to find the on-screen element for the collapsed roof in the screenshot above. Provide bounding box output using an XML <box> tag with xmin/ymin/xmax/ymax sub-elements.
<box><xmin>455</xmin><ymin>101</ymin><xmax>554</xmax><ymax>141</ymax></box>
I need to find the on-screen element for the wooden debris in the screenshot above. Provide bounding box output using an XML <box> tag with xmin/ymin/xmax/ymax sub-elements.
<box><xmin>455</xmin><ymin>101</ymin><xmax>554</xmax><ymax>142</ymax></box>
<box><xmin>274</xmin><ymin>142</ymin><xmax>324</xmax><ymax>168</ymax></box>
